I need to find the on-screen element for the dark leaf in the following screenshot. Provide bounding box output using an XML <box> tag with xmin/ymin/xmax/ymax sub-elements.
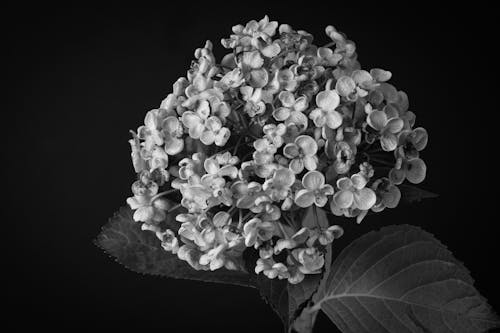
<box><xmin>251</xmin><ymin>207</ymin><xmax>331</xmax><ymax>332</ymax></box>
<box><xmin>399</xmin><ymin>184</ymin><xmax>438</xmax><ymax>204</ymax></box>
<box><xmin>311</xmin><ymin>224</ymin><xmax>499</xmax><ymax>332</ymax></box>
<box><xmin>95</xmin><ymin>206</ymin><xmax>253</xmax><ymax>287</ymax></box>
<box><xmin>289</xmin><ymin>275</ymin><xmax>322</xmax><ymax>319</ymax></box>
<box><xmin>254</xmin><ymin>274</ymin><xmax>290</xmax><ymax>332</ymax></box>
<box><xmin>292</xmin><ymin>242</ymin><xmax>334</xmax><ymax>333</ymax></box>
<box><xmin>302</xmin><ymin>206</ymin><xmax>329</xmax><ymax>229</ymax></box>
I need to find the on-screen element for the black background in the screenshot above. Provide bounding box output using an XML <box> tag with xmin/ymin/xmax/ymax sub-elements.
<box><xmin>5</xmin><ymin>4</ymin><xmax>498</xmax><ymax>333</ymax></box>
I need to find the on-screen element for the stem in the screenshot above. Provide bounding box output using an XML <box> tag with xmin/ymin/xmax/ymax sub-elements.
<box><xmin>277</xmin><ymin>220</ymin><xmax>290</xmax><ymax>239</ymax></box>
<box><xmin>152</xmin><ymin>188</ymin><xmax>179</xmax><ymax>201</ymax></box>
<box><xmin>322</xmin><ymin>41</ymin><xmax>336</xmax><ymax>48</ymax></box>
<box><xmin>167</xmin><ymin>203</ymin><xmax>182</xmax><ymax>213</ymax></box>
<box><xmin>369</xmin><ymin>157</ymin><xmax>394</xmax><ymax>167</ymax></box>
<box><xmin>227</xmin><ymin>205</ymin><xmax>237</xmax><ymax>216</ymax></box>
<box><xmin>232</xmin><ymin>136</ymin><xmax>243</xmax><ymax>155</ymax></box>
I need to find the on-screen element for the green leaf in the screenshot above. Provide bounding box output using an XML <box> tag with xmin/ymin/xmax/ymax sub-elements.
<box><xmin>95</xmin><ymin>206</ymin><xmax>253</xmax><ymax>287</ymax></box>
<box><xmin>310</xmin><ymin>224</ymin><xmax>500</xmax><ymax>332</ymax></box>
<box><xmin>399</xmin><ymin>184</ymin><xmax>438</xmax><ymax>204</ymax></box>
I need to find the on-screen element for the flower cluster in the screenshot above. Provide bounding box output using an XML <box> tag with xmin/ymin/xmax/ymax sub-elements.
<box><xmin>125</xmin><ymin>16</ymin><xmax>428</xmax><ymax>284</ymax></box>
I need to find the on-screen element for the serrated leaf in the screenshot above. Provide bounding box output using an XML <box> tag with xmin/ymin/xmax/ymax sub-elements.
<box><xmin>253</xmin><ymin>273</ymin><xmax>322</xmax><ymax>333</ymax></box>
<box><xmin>311</xmin><ymin>224</ymin><xmax>500</xmax><ymax>333</ymax></box>
<box><xmin>399</xmin><ymin>184</ymin><xmax>438</xmax><ymax>204</ymax></box>
<box><xmin>96</xmin><ymin>206</ymin><xmax>253</xmax><ymax>287</ymax></box>
<box><xmin>254</xmin><ymin>274</ymin><xmax>290</xmax><ymax>331</ymax></box>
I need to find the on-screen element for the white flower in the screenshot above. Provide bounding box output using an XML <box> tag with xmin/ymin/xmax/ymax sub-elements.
<box><xmin>181</xmin><ymin>100</ymin><xmax>230</xmax><ymax>146</ymax></box>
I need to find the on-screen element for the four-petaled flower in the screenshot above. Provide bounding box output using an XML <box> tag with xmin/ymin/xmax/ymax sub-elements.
<box><xmin>126</xmin><ymin>185</ymin><xmax>170</xmax><ymax>223</ymax></box>
<box><xmin>331</xmin><ymin>173</ymin><xmax>376</xmax><ymax>214</ymax></box>
<box><xmin>291</xmin><ymin>247</ymin><xmax>325</xmax><ymax>274</ymax></box>
<box><xmin>366</xmin><ymin>109</ymin><xmax>404</xmax><ymax>151</ymax></box>
<box><xmin>263</xmin><ymin>123</ymin><xmax>286</xmax><ymax>148</ymax></box>
<box><xmin>240</xmin><ymin>86</ymin><xmax>266</xmax><ymax>117</ymax></box>
<box><xmin>283</xmin><ymin>135</ymin><xmax>318</xmax><ymax>174</ymax></box>
<box><xmin>182</xmin><ymin>100</ymin><xmax>230</xmax><ymax>146</ymax></box>
<box><xmin>162</xmin><ymin>116</ymin><xmax>184</xmax><ymax>155</ymax></box>
<box><xmin>272</xmin><ymin>91</ymin><xmax>309</xmax><ymax>130</ymax></box>
<box><xmin>243</xmin><ymin>217</ymin><xmax>275</xmax><ymax>248</ymax></box>
<box><xmin>309</xmin><ymin>89</ymin><xmax>343</xmax><ymax>129</ymax></box>
<box><xmin>389</xmin><ymin>157</ymin><xmax>426</xmax><ymax>185</ymax></box>
<box><xmin>295</xmin><ymin>171</ymin><xmax>334</xmax><ymax>207</ymax></box>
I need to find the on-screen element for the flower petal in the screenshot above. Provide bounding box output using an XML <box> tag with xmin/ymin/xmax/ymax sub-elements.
<box><xmin>302</xmin><ymin>170</ymin><xmax>325</xmax><ymax>190</ymax></box>
<box><xmin>189</xmin><ymin>123</ymin><xmax>205</xmax><ymax>139</ymax></box>
<box><xmin>242</xmin><ymin>50</ymin><xmax>264</xmax><ymax>69</ymax></box>
<box><xmin>286</xmin><ymin>111</ymin><xmax>308</xmax><ymax>130</ymax></box>
<box><xmin>295</xmin><ymin>135</ymin><xmax>318</xmax><ymax>155</ymax></box>
<box><xmin>303</xmin><ymin>155</ymin><xmax>318</xmax><ymax>171</ymax></box>
<box><xmin>163</xmin><ymin>116</ymin><xmax>180</xmax><ymax>134</ymax></box>
<box><xmin>273</xmin><ymin>168</ymin><xmax>295</xmax><ymax>187</ymax></box>
<box><xmin>273</xmin><ymin>107</ymin><xmax>291</xmax><ymax>121</ymax></box>
<box><xmin>214</xmin><ymin>128</ymin><xmax>231</xmax><ymax>146</ymax></box>
<box><xmin>213</xmin><ymin>211</ymin><xmax>231</xmax><ymax>227</ymax></box>
<box><xmin>283</xmin><ymin>143</ymin><xmax>299</xmax><ymax>158</ymax></box>
<box><xmin>336</xmin><ymin>177</ymin><xmax>353</xmax><ymax>191</ymax></box>
<box><xmin>181</xmin><ymin>111</ymin><xmax>201</xmax><ymax>129</ymax></box>
<box><xmin>164</xmin><ymin>136</ymin><xmax>184</xmax><ymax>155</ymax></box>
<box><xmin>352</xmin><ymin>70</ymin><xmax>373</xmax><ymax>85</ymax></box>
<box><xmin>248</xmin><ymin>68</ymin><xmax>269</xmax><ymax>88</ymax></box>
<box><xmin>204</xmin><ymin>158</ymin><xmax>219</xmax><ymax>175</ymax></box>
<box><xmin>261</xmin><ymin>42</ymin><xmax>281</xmax><ymax>58</ymax></box>
<box><xmin>200</xmin><ymin>130</ymin><xmax>215</xmax><ymax>145</ymax></box>
<box><xmin>406</xmin><ymin>158</ymin><xmax>427</xmax><ymax>184</ymax></box>
<box><xmin>316</xmin><ymin>90</ymin><xmax>340</xmax><ymax>112</ymax></box>
<box><xmin>289</xmin><ymin>158</ymin><xmax>304</xmax><ymax>174</ymax></box>
<box><xmin>133</xmin><ymin>206</ymin><xmax>154</xmax><ymax>222</ymax></box>
<box><xmin>294</xmin><ymin>189</ymin><xmax>315</xmax><ymax>208</ymax></box>
<box><xmin>293</xmin><ymin>96</ymin><xmax>308</xmax><ymax>112</ymax></box>
<box><xmin>367</xmin><ymin>110</ymin><xmax>388</xmax><ymax>131</ymax></box>
<box><xmin>412</xmin><ymin>127</ymin><xmax>428</xmax><ymax>151</ymax></box>
<box><xmin>322</xmin><ymin>184</ymin><xmax>334</xmax><ymax>196</ymax></box>
<box><xmin>196</xmin><ymin>100</ymin><xmax>210</xmax><ymax>119</ymax></box>
<box><xmin>385</xmin><ymin>118</ymin><xmax>404</xmax><ymax>134</ymax></box>
<box><xmin>383</xmin><ymin>185</ymin><xmax>401</xmax><ymax>209</ymax></box>
<box><xmin>335</xmin><ymin>76</ymin><xmax>356</xmax><ymax>97</ymax></box>
<box><xmin>309</xmin><ymin>108</ymin><xmax>326</xmax><ymax>127</ymax></box>
<box><xmin>315</xmin><ymin>195</ymin><xmax>328</xmax><ymax>207</ymax></box>
<box><xmin>351</xmin><ymin>174</ymin><xmax>367</xmax><ymax>190</ymax></box>
<box><xmin>370</xmin><ymin>68</ymin><xmax>392</xmax><ymax>82</ymax></box>
<box><xmin>333</xmin><ymin>190</ymin><xmax>354</xmax><ymax>209</ymax></box>
<box><xmin>353</xmin><ymin>188</ymin><xmax>376</xmax><ymax>210</ymax></box>
<box><xmin>325</xmin><ymin>110</ymin><xmax>343</xmax><ymax>129</ymax></box>
<box><xmin>389</xmin><ymin>168</ymin><xmax>405</xmax><ymax>185</ymax></box>
<box><xmin>279</xmin><ymin>91</ymin><xmax>295</xmax><ymax>108</ymax></box>
<box><xmin>380</xmin><ymin>133</ymin><xmax>399</xmax><ymax>151</ymax></box>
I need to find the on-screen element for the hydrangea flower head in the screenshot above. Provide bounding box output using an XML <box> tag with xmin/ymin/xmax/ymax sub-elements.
<box><xmin>123</xmin><ymin>16</ymin><xmax>429</xmax><ymax>282</ymax></box>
